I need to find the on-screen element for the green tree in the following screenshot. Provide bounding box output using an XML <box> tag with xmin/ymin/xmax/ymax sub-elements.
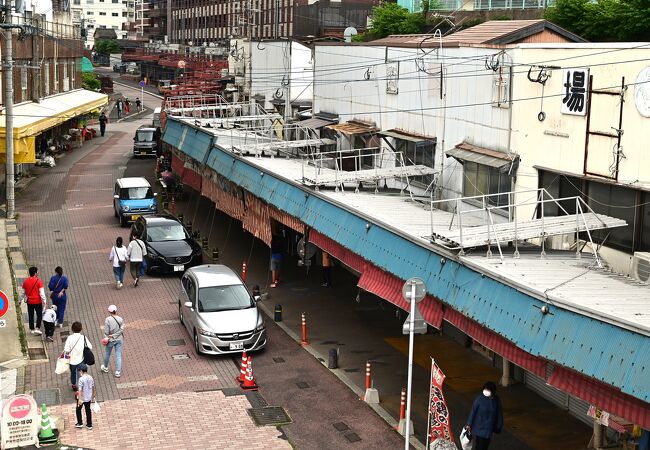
<box><xmin>82</xmin><ymin>73</ymin><xmax>101</xmax><ymax>91</ymax></box>
<box><xmin>368</xmin><ymin>2</ymin><xmax>426</xmax><ymax>39</ymax></box>
<box><xmin>95</xmin><ymin>39</ymin><xmax>121</xmax><ymax>56</ymax></box>
<box><xmin>545</xmin><ymin>0</ymin><xmax>650</xmax><ymax>42</ymax></box>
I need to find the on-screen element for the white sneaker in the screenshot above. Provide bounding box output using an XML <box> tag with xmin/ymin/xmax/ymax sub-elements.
<box><xmin>114</xmin><ymin>371</ymin><xmax>121</xmax><ymax>378</ymax></box>
<box><xmin>118</xmin><ymin>282</ymin><xmax>123</xmax><ymax>289</ymax></box>
<box><xmin>100</xmin><ymin>365</ymin><xmax>109</xmax><ymax>373</ymax></box>
<box><xmin>33</xmin><ymin>329</ymin><xmax>42</xmax><ymax>336</ymax></box>
<box><xmin>29</xmin><ymin>330</ymin><xmax>35</xmax><ymax>335</ymax></box>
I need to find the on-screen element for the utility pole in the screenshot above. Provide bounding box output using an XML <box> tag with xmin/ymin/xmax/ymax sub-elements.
<box><xmin>4</xmin><ymin>0</ymin><xmax>15</xmax><ymax>219</ymax></box>
<box><xmin>140</xmin><ymin>0</ymin><xmax>144</xmax><ymax>37</ymax></box>
<box><xmin>283</xmin><ymin>39</ymin><xmax>290</xmax><ymax>124</ymax></box>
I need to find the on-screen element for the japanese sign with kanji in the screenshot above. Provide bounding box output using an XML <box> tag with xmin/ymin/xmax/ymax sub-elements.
<box><xmin>1</xmin><ymin>394</ymin><xmax>39</xmax><ymax>449</ymax></box>
<box><xmin>561</xmin><ymin>68</ymin><xmax>590</xmax><ymax>116</ymax></box>
<box><xmin>427</xmin><ymin>360</ymin><xmax>455</xmax><ymax>448</ymax></box>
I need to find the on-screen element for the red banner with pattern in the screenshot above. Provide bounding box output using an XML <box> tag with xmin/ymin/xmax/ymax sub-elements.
<box><xmin>428</xmin><ymin>360</ymin><xmax>454</xmax><ymax>446</ymax></box>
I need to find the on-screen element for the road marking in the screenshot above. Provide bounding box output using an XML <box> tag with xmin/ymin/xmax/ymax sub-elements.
<box><xmin>116</xmin><ymin>381</ymin><xmax>148</xmax><ymax>389</ymax></box>
<box><xmin>67</xmin><ymin>205</ymin><xmax>112</xmax><ymax>210</ymax></box>
<box><xmin>187</xmin><ymin>375</ymin><xmax>220</xmax><ymax>382</ymax></box>
<box><xmin>72</xmin><ymin>225</ymin><xmax>96</xmax><ymax>230</ymax></box>
<box><xmin>66</xmin><ymin>188</ymin><xmax>113</xmax><ymax>192</ymax></box>
<box><xmin>69</xmin><ymin>173</ymin><xmax>112</xmax><ymax>176</ymax></box>
<box><xmin>160</xmin><ymin>320</ymin><xmax>180</xmax><ymax>325</ymax></box>
<box><xmin>80</xmin><ymin>249</ymin><xmax>109</xmax><ymax>254</ymax></box>
<box><xmin>88</xmin><ymin>281</ymin><xmax>113</xmax><ymax>286</ymax></box>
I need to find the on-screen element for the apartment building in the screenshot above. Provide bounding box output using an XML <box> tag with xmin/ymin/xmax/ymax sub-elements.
<box><xmin>72</xmin><ymin>0</ymin><xmax>136</xmax><ymax>47</ymax></box>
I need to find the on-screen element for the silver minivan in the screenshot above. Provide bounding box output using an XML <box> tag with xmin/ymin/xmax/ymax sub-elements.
<box><xmin>178</xmin><ymin>265</ymin><xmax>266</xmax><ymax>355</ymax></box>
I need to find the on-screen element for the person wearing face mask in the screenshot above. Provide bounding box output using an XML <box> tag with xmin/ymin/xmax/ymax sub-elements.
<box><xmin>464</xmin><ymin>381</ymin><xmax>503</xmax><ymax>450</ymax></box>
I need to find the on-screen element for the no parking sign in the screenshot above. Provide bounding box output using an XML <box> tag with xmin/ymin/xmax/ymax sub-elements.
<box><xmin>0</xmin><ymin>289</ymin><xmax>9</xmax><ymax>328</ymax></box>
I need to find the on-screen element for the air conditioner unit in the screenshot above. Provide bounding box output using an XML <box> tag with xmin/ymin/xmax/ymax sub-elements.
<box><xmin>631</xmin><ymin>252</ymin><xmax>650</xmax><ymax>282</ymax></box>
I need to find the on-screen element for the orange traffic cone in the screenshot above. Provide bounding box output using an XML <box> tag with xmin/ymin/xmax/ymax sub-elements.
<box><xmin>236</xmin><ymin>351</ymin><xmax>248</xmax><ymax>384</ymax></box>
<box><xmin>241</xmin><ymin>355</ymin><xmax>258</xmax><ymax>391</ymax></box>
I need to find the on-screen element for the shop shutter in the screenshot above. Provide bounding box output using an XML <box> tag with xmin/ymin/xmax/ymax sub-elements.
<box><xmin>525</xmin><ymin>364</ymin><xmax>568</xmax><ymax>410</ymax></box>
<box><xmin>568</xmin><ymin>396</ymin><xmax>592</xmax><ymax>426</ymax></box>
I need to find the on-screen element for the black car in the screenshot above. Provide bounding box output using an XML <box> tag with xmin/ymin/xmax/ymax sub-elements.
<box><xmin>133</xmin><ymin>125</ymin><xmax>159</xmax><ymax>157</ymax></box>
<box><xmin>131</xmin><ymin>215</ymin><xmax>203</xmax><ymax>274</ymax></box>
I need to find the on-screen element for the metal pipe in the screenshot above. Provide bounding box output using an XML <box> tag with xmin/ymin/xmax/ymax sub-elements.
<box><xmin>404</xmin><ymin>282</ymin><xmax>416</xmax><ymax>449</ymax></box>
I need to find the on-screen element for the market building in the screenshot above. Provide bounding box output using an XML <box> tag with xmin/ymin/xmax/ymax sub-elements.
<box><xmin>159</xmin><ymin>19</ymin><xmax>650</xmax><ymax>443</ymax></box>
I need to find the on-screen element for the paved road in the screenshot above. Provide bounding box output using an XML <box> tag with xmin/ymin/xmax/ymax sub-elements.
<box><xmin>16</xmin><ymin>84</ymin><xmax>409</xmax><ymax>449</ymax></box>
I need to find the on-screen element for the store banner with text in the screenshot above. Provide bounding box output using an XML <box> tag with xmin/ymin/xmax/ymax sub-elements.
<box><xmin>427</xmin><ymin>359</ymin><xmax>456</xmax><ymax>449</ymax></box>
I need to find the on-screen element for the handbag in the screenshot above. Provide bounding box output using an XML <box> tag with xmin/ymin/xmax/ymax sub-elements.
<box><xmin>49</xmin><ymin>276</ymin><xmax>62</xmax><ymax>301</ymax></box>
<box><xmin>82</xmin><ymin>336</ymin><xmax>95</xmax><ymax>366</ymax></box>
<box><xmin>114</xmin><ymin>246</ymin><xmax>126</xmax><ymax>269</ymax></box>
<box><xmin>92</xmin><ymin>400</ymin><xmax>101</xmax><ymax>414</ymax></box>
<box><xmin>460</xmin><ymin>428</ymin><xmax>472</xmax><ymax>450</ymax></box>
<box><xmin>55</xmin><ymin>352</ymin><xmax>70</xmax><ymax>374</ymax></box>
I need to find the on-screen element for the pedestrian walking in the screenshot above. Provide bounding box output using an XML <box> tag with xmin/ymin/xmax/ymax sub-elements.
<box><xmin>74</xmin><ymin>364</ymin><xmax>96</xmax><ymax>430</ymax></box>
<box><xmin>124</xmin><ymin>98</ymin><xmax>130</xmax><ymax>114</ymax></box>
<box><xmin>321</xmin><ymin>251</ymin><xmax>332</xmax><ymax>287</ymax></box>
<box><xmin>42</xmin><ymin>304</ymin><xmax>57</xmax><ymax>342</ymax></box>
<box><xmin>135</xmin><ymin>97</ymin><xmax>142</xmax><ymax>112</ymax></box>
<box><xmin>99</xmin><ymin>112</ymin><xmax>108</xmax><ymax>137</ymax></box>
<box><xmin>116</xmin><ymin>99</ymin><xmax>123</xmax><ymax>119</ymax></box>
<box><xmin>127</xmin><ymin>232</ymin><xmax>147</xmax><ymax>287</ymax></box>
<box><xmin>101</xmin><ymin>305</ymin><xmax>124</xmax><ymax>378</ymax></box>
<box><xmin>109</xmin><ymin>237</ymin><xmax>129</xmax><ymax>289</ymax></box>
<box><xmin>21</xmin><ymin>266</ymin><xmax>46</xmax><ymax>335</ymax></box>
<box><xmin>465</xmin><ymin>381</ymin><xmax>503</xmax><ymax>450</ymax></box>
<box><xmin>63</xmin><ymin>321</ymin><xmax>92</xmax><ymax>391</ymax></box>
<box><xmin>48</xmin><ymin>266</ymin><xmax>69</xmax><ymax>328</ymax></box>
<box><xmin>269</xmin><ymin>231</ymin><xmax>285</xmax><ymax>288</ymax></box>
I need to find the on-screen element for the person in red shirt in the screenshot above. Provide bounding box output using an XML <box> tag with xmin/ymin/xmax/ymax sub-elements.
<box><xmin>21</xmin><ymin>266</ymin><xmax>47</xmax><ymax>335</ymax></box>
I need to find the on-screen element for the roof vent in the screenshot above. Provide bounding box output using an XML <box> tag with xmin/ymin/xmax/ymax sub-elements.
<box><xmin>631</xmin><ymin>252</ymin><xmax>650</xmax><ymax>282</ymax></box>
<box><xmin>343</xmin><ymin>27</ymin><xmax>357</xmax><ymax>43</ymax></box>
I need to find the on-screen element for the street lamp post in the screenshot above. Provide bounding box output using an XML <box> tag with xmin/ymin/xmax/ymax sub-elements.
<box><xmin>401</xmin><ymin>277</ymin><xmax>427</xmax><ymax>450</ymax></box>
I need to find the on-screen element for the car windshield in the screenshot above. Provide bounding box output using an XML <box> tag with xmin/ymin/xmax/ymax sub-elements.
<box><xmin>198</xmin><ymin>284</ymin><xmax>254</xmax><ymax>312</ymax></box>
<box><xmin>146</xmin><ymin>224</ymin><xmax>188</xmax><ymax>241</ymax></box>
<box><xmin>136</xmin><ymin>130</ymin><xmax>154</xmax><ymax>142</ymax></box>
<box><xmin>121</xmin><ymin>187</ymin><xmax>153</xmax><ymax>200</ymax></box>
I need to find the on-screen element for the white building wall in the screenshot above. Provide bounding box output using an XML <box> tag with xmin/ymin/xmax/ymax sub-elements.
<box><xmin>250</xmin><ymin>40</ymin><xmax>313</xmax><ymax>110</ymax></box>
<box><xmin>73</xmin><ymin>0</ymin><xmax>134</xmax><ymax>48</ymax></box>
<box><xmin>313</xmin><ymin>44</ymin><xmax>511</xmax><ymax>199</ymax></box>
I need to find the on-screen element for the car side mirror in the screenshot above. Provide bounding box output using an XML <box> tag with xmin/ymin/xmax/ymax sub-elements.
<box><xmin>184</xmin><ymin>301</ymin><xmax>193</xmax><ymax>309</ymax></box>
<box><xmin>113</xmin><ymin>195</ymin><xmax>119</xmax><ymax>199</ymax></box>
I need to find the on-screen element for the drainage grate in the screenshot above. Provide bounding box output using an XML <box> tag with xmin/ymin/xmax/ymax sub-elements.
<box><xmin>367</xmin><ymin>360</ymin><xmax>389</xmax><ymax>366</ymax></box>
<box><xmin>28</xmin><ymin>348</ymin><xmax>46</xmax><ymax>360</ymax></box>
<box><xmin>221</xmin><ymin>387</ymin><xmax>245</xmax><ymax>397</ymax></box>
<box><xmin>169</xmin><ymin>300</ymin><xmax>177</xmax><ymax>304</ymax></box>
<box><xmin>13</xmin><ymin>263</ymin><xmax>26</xmax><ymax>269</ymax></box>
<box><xmin>272</xmin><ymin>357</ymin><xmax>285</xmax><ymax>363</ymax></box>
<box><xmin>350</xmin><ymin>350</ymin><xmax>372</xmax><ymax>354</ymax></box>
<box><xmin>245</xmin><ymin>391</ymin><xmax>268</xmax><ymax>409</ymax></box>
<box><xmin>167</xmin><ymin>339</ymin><xmax>186</xmax><ymax>347</ymax></box>
<box><xmin>248</xmin><ymin>406</ymin><xmax>292</xmax><ymax>426</ymax></box>
<box><xmin>33</xmin><ymin>388</ymin><xmax>60</xmax><ymax>406</ymax></box>
<box><xmin>59</xmin><ymin>331</ymin><xmax>70</xmax><ymax>337</ymax></box>
<box><xmin>344</xmin><ymin>432</ymin><xmax>362</xmax><ymax>443</ymax></box>
<box><xmin>333</xmin><ymin>422</ymin><xmax>349</xmax><ymax>432</ymax></box>
<box><xmin>343</xmin><ymin>368</ymin><xmax>360</xmax><ymax>373</ymax></box>
<box><xmin>55</xmin><ymin>239</ymin><xmax>63</xmax><ymax>242</ymax></box>
<box><xmin>296</xmin><ymin>381</ymin><xmax>310</xmax><ymax>389</ymax></box>
<box><xmin>171</xmin><ymin>353</ymin><xmax>190</xmax><ymax>360</ymax></box>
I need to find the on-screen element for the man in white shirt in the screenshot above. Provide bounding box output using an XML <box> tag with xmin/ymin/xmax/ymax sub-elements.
<box><xmin>127</xmin><ymin>233</ymin><xmax>147</xmax><ymax>287</ymax></box>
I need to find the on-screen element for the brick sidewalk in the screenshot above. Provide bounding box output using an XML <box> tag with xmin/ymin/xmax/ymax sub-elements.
<box><xmin>16</xmin><ymin>120</ymin><xmax>289</xmax><ymax>448</ymax></box>
<box><xmin>49</xmin><ymin>391</ymin><xmax>291</xmax><ymax>450</ymax></box>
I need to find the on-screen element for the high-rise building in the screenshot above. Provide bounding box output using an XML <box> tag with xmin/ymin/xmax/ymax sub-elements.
<box><xmin>71</xmin><ymin>0</ymin><xmax>136</xmax><ymax>48</ymax></box>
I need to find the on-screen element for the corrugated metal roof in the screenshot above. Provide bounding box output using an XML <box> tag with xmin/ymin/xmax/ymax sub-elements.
<box><xmin>168</xmin><ymin>117</ymin><xmax>650</xmax><ymax>407</ymax></box>
<box><xmin>368</xmin><ymin>20</ymin><xmax>586</xmax><ymax>48</ymax></box>
<box><xmin>446</xmin><ymin>142</ymin><xmax>517</xmax><ymax>170</ymax></box>
<box><xmin>294</xmin><ymin>117</ymin><xmax>337</xmax><ymax>129</ymax></box>
<box><xmin>326</xmin><ymin>120</ymin><xmax>379</xmax><ymax>136</ymax></box>
<box><xmin>379</xmin><ymin>129</ymin><xmax>435</xmax><ymax>143</ymax></box>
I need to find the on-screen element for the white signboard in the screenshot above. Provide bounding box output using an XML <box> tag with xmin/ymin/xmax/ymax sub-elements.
<box><xmin>561</xmin><ymin>68</ymin><xmax>589</xmax><ymax>116</ymax></box>
<box><xmin>0</xmin><ymin>394</ymin><xmax>39</xmax><ymax>449</ymax></box>
<box><xmin>634</xmin><ymin>66</ymin><xmax>650</xmax><ymax>117</ymax></box>
<box><xmin>386</xmin><ymin>62</ymin><xmax>399</xmax><ymax>95</ymax></box>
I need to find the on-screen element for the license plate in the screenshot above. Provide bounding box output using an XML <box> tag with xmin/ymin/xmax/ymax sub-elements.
<box><xmin>130</xmin><ymin>215</ymin><xmax>140</xmax><ymax>220</ymax></box>
<box><xmin>139</xmin><ymin>151</ymin><xmax>146</xmax><ymax>155</ymax></box>
<box><xmin>229</xmin><ymin>342</ymin><xmax>244</xmax><ymax>350</ymax></box>
<box><xmin>173</xmin><ymin>265</ymin><xmax>184</xmax><ymax>272</ymax></box>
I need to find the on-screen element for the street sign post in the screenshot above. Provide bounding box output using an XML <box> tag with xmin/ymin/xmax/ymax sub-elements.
<box><xmin>402</xmin><ymin>277</ymin><xmax>426</xmax><ymax>450</ymax></box>
<box><xmin>0</xmin><ymin>394</ymin><xmax>39</xmax><ymax>449</ymax></box>
<box><xmin>0</xmin><ymin>289</ymin><xmax>8</xmax><ymax>328</ymax></box>
<box><xmin>139</xmin><ymin>80</ymin><xmax>145</xmax><ymax>111</ymax></box>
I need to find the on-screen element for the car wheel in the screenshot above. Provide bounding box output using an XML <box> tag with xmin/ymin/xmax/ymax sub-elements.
<box><xmin>194</xmin><ymin>331</ymin><xmax>203</xmax><ymax>356</ymax></box>
<box><xmin>119</xmin><ymin>216</ymin><xmax>127</xmax><ymax>227</ymax></box>
<box><xmin>114</xmin><ymin>207</ymin><xmax>118</xmax><ymax>218</ymax></box>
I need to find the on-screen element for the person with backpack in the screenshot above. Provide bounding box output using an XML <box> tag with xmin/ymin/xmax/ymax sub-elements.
<box><xmin>21</xmin><ymin>266</ymin><xmax>47</xmax><ymax>335</ymax></box>
<box><xmin>63</xmin><ymin>321</ymin><xmax>93</xmax><ymax>391</ymax></box>
<box><xmin>48</xmin><ymin>266</ymin><xmax>69</xmax><ymax>328</ymax></box>
<box><xmin>127</xmin><ymin>232</ymin><xmax>147</xmax><ymax>287</ymax></box>
<box><xmin>101</xmin><ymin>305</ymin><xmax>124</xmax><ymax>378</ymax></box>
<box><xmin>109</xmin><ymin>237</ymin><xmax>129</xmax><ymax>289</ymax></box>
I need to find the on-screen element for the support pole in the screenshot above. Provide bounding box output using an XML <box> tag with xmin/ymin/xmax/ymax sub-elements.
<box><xmin>4</xmin><ymin>7</ymin><xmax>15</xmax><ymax>219</ymax></box>
<box><xmin>500</xmin><ymin>359</ymin><xmax>512</xmax><ymax>387</ymax></box>
<box><xmin>404</xmin><ymin>283</ymin><xmax>416</xmax><ymax>449</ymax></box>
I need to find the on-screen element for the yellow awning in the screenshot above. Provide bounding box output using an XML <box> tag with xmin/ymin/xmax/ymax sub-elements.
<box><xmin>0</xmin><ymin>89</ymin><xmax>108</xmax><ymax>140</ymax></box>
<box><xmin>0</xmin><ymin>136</ymin><xmax>35</xmax><ymax>163</ymax></box>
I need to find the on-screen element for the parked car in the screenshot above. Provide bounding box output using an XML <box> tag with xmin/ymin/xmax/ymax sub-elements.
<box><xmin>131</xmin><ymin>215</ymin><xmax>203</xmax><ymax>274</ymax></box>
<box><xmin>133</xmin><ymin>125</ymin><xmax>159</xmax><ymax>157</ymax></box>
<box><xmin>179</xmin><ymin>265</ymin><xmax>266</xmax><ymax>355</ymax></box>
<box><xmin>113</xmin><ymin>177</ymin><xmax>158</xmax><ymax>226</ymax></box>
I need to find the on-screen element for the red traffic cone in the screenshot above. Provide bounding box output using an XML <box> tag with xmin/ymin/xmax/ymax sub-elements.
<box><xmin>241</xmin><ymin>355</ymin><xmax>258</xmax><ymax>391</ymax></box>
<box><xmin>236</xmin><ymin>351</ymin><xmax>248</xmax><ymax>384</ymax></box>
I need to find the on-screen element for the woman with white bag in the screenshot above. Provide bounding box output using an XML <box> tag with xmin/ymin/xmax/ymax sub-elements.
<box><xmin>464</xmin><ymin>382</ymin><xmax>503</xmax><ymax>450</ymax></box>
<box><xmin>63</xmin><ymin>321</ymin><xmax>92</xmax><ymax>391</ymax></box>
